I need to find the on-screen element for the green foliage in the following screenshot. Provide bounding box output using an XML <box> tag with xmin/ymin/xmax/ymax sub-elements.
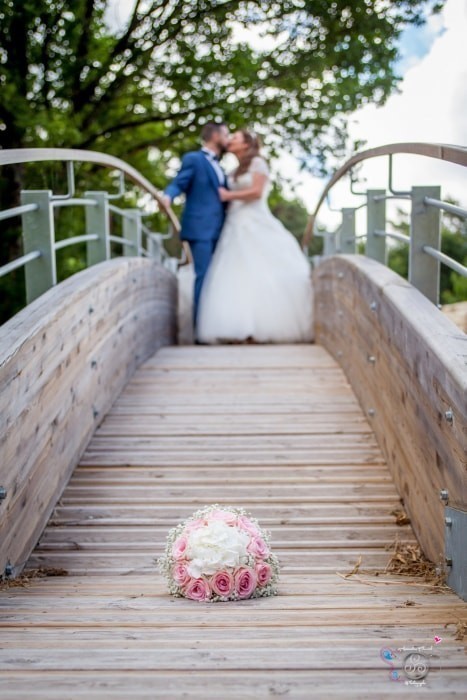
<box><xmin>0</xmin><ymin>0</ymin><xmax>442</xmax><ymax>167</ymax></box>
<box><xmin>0</xmin><ymin>0</ymin><xmax>444</xmax><ymax>321</ymax></box>
<box><xmin>443</xmin><ymin>271</ymin><xmax>467</xmax><ymax>304</ymax></box>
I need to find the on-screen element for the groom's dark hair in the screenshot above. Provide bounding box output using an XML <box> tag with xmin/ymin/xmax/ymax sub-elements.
<box><xmin>201</xmin><ymin>121</ymin><xmax>226</xmax><ymax>143</ymax></box>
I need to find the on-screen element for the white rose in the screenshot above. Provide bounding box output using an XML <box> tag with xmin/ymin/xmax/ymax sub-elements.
<box><xmin>186</xmin><ymin>521</ymin><xmax>250</xmax><ymax>578</ymax></box>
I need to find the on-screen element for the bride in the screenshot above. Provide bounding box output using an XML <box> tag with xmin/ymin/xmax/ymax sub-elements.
<box><xmin>196</xmin><ymin>129</ymin><xmax>313</xmax><ymax>344</ymax></box>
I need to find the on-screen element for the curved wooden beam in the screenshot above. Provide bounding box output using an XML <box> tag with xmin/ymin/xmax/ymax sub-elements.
<box><xmin>303</xmin><ymin>142</ymin><xmax>467</xmax><ymax>248</ymax></box>
<box><xmin>0</xmin><ymin>258</ymin><xmax>177</xmax><ymax>576</ymax></box>
<box><xmin>313</xmin><ymin>254</ymin><xmax>467</xmax><ymax>564</ymax></box>
<box><xmin>0</xmin><ymin>148</ymin><xmax>181</xmax><ymax>234</ymax></box>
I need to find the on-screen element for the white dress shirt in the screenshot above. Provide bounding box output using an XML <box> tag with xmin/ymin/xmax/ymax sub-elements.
<box><xmin>202</xmin><ymin>147</ymin><xmax>226</xmax><ymax>185</ymax></box>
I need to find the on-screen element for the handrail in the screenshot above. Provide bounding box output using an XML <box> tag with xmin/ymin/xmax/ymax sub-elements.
<box><xmin>0</xmin><ymin>202</ymin><xmax>39</xmax><ymax>221</ymax></box>
<box><xmin>52</xmin><ymin>198</ymin><xmax>98</xmax><ymax>209</ymax></box>
<box><xmin>0</xmin><ymin>250</ymin><xmax>42</xmax><ymax>279</ymax></box>
<box><xmin>423</xmin><ymin>197</ymin><xmax>467</xmax><ymax>219</ymax></box>
<box><xmin>0</xmin><ymin>148</ymin><xmax>185</xmax><ymax>306</ymax></box>
<box><xmin>303</xmin><ymin>142</ymin><xmax>467</xmax><ymax>247</ymax></box>
<box><xmin>54</xmin><ymin>234</ymin><xmax>99</xmax><ymax>251</ymax></box>
<box><xmin>423</xmin><ymin>246</ymin><xmax>467</xmax><ymax>278</ymax></box>
<box><xmin>0</xmin><ymin>148</ymin><xmax>180</xmax><ymax>233</ymax></box>
<box><xmin>374</xmin><ymin>230</ymin><xmax>410</xmax><ymax>245</ymax></box>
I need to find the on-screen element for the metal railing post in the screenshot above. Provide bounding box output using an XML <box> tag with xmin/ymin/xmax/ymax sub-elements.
<box><xmin>85</xmin><ymin>192</ymin><xmax>110</xmax><ymax>265</ymax></box>
<box><xmin>20</xmin><ymin>190</ymin><xmax>56</xmax><ymax>303</ymax></box>
<box><xmin>122</xmin><ymin>210</ymin><xmax>141</xmax><ymax>257</ymax></box>
<box><xmin>323</xmin><ymin>231</ymin><xmax>337</xmax><ymax>256</ymax></box>
<box><xmin>366</xmin><ymin>189</ymin><xmax>386</xmax><ymax>263</ymax></box>
<box><xmin>341</xmin><ymin>208</ymin><xmax>356</xmax><ymax>254</ymax></box>
<box><xmin>409</xmin><ymin>186</ymin><xmax>441</xmax><ymax>305</ymax></box>
<box><xmin>148</xmin><ymin>233</ymin><xmax>163</xmax><ymax>262</ymax></box>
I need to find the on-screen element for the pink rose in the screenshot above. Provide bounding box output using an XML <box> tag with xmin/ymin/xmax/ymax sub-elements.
<box><xmin>234</xmin><ymin>567</ymin><xmax>257</xmax><ymax>599</ymax></box>
<box><xmin>210</xmin><ymin>509</ymin><xmax>238</xmax><ymax>525</ymax></box>
<box><xmin>256</xmin><ymin>562</ymin><xmax>272</xmax><ymax>587</ymax></box>
<box><xmin>172</xmin><ymin>536</ymin><xmax>188</xmax><ymax>560</ymax></box>
<box><xmin>247</xmin><ymin>536</ymin><xmax>269</xmax><ymax>559</ymax></box>
<box><xmin>210</xmin><ymin>570</ymin><xmax>234</xmax><ymax>597</ymax></box>
<box><xmin>236</xmin><ymin>515</ymin><xmax>260</xmax><ymax>537</ymax></box>
<box><xmin>184</xmin><ymin>577</ymin><xmax>211</xmax><ymax>602</ymax></box>
<box><xmin>172</xmin><ymin>562</ymin><xmax>191</xmax><ymax>587</ymax></box>
<box><xmin>184</xmin><ymin>518</ymin><xmax>206</xmax><ymax>534</ymax></box>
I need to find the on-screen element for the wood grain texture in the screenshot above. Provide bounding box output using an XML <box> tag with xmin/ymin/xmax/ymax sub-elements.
<box><xmin>0</xmin><ymin>258</ymin><xmax>177</xmax><ymax>577</ymax></box>
<box><xmin>0</xmin><ymin>344</ymin><xmax>465</xmax><ymax>698</ymax></box>
<box><xmin>314</xmin><ymin>255</ymin><xmax>467</xmax><ymax>564</ymax></box>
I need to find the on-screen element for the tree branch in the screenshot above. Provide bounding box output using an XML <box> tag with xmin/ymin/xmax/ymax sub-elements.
<box><xmin>126</xmin><ymin>123</ymin><xmax>194</xmax><ymax>155</ymax></box>
<box><xmin>74</xmin><ymin>0</ymin><xmax>164</xmax><ymax>111</ymax></box>
<box><xmin>81</xmin><ymin>102</ymin><xmax>217</xmax><ymax>148</ymax></box>
<box><xmin>72</xmin><ymin>0</ymin><xmax>97</xmax><ymax>100</ymax></box>
<box><xmin>78</xmin><ymin>101</ymin><xmax>218</xmax><ymax>148</ymax></box>
<box><xmin>75</xmin><ymin>0</ymin><xmax>240</xmax><ymax>115</ymax></box>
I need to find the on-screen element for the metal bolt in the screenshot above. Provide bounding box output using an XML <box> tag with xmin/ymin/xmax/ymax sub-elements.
<box><xmin>0</xmin><ymin>487</ymin><xmax>6</xmax><ymax>500</ymax></box>
<box><xmin>338</xmin><ymin>272</ymin><xmax>344</xmax><ymax>279</ymax></box>
<box><xmin>445</xmin><ymin>557</ymin><xmax>453</xmax><ymax>567</ymax></box>
<box><xmin>445</xmin><ymin>517</ymin><xmax>452</xmax><ymax>527</ymax></box>
<box><xmin>367</xmin><ymin>355</ymin><xmax>376</xmax><ymax>364</ymax></box>
<box><xmin>370</xmin><ymin>302</ymin><xmax>377</xmax><ymax>312</ymax></box>
<box><xmin>439</xmin><ymin>489</ymin><xmax>449</xmax><ymax>502</ymax></box>
<box><xmin>368</xmin><ymin>408</ymin><xmax>376</xmax><ymax>417</ymax></box>
<box><xmin>444</xmin><ymin>409</ymin><xmax>453</xmax><ymax>424</ymax></box>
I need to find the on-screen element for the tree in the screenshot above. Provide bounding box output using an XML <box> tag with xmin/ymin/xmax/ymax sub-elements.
<box><xmin>0</xmin><ymin>0</ymin><xmax>444</xmax><ymax>321</ymax></box>
<box><xmin>1</xmin><ymin>0</ymin><xmax>443</xmax><ymax>164</ymax></box>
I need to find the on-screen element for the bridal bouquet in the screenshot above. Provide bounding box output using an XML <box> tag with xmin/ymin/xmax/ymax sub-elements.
<box><xmin>158</xmin><ymin>505</ymin><xmax>280</xmax><ymax>602</ymax></box>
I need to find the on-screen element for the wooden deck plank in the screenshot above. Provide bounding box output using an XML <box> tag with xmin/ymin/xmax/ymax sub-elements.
<box><xmin>1</xmin><ymin>344</ymin><xmax>465</xmax><ymax>698</ymax></box>
<box><xmin>1</xmin><ymin>671</ymin><xmax>466</xmax><ymax>699</ymax></box>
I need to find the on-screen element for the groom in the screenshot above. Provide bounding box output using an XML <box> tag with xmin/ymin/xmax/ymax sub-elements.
<box><xmin>163</xmin><ymin>121</ymin><xmax>230</xmax><ymax>324</ymax></box>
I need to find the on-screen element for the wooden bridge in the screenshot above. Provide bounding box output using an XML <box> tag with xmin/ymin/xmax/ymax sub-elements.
<box><xmin>0</xmin><ymin>145</ymin><xmax>466</xmax><ymax>698</ymax></box>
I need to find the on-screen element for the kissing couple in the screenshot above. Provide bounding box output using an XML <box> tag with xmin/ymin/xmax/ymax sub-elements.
<box><xmin>163</xmin><ymin>121</ymin><xmax>313</xmax><ymax>344</ymax></box>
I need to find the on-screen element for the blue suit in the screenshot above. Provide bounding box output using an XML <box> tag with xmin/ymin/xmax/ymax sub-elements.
<box><xmin>165</xmin><ymin>150</ymin><xmax>227</xmax><ymax>323</ymax></box>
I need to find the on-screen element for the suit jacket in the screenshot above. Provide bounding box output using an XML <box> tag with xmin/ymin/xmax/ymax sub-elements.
<box><xmin>165</xmin><ymin>150</ymin><xmax>227</xmax><ymax>242</ymax></box>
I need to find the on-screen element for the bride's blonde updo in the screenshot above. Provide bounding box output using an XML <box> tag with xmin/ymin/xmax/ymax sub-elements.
<box><xmin>234</xmin><ymin>129</ymin><xmax>262</xmax><ymax>180</ymax></box>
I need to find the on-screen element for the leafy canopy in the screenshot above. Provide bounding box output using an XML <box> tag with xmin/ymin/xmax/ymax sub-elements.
<box><xmin>0</xmin><ymin>0</ymin><xmax>443</xmax><ymax>175</ymax></box>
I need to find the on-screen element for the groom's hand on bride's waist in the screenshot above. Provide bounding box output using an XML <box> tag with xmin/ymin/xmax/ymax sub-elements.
<box><xmin>219</xmin><ymin>187</ymin><xmax>232</xmax><ymax>202</ymax></box>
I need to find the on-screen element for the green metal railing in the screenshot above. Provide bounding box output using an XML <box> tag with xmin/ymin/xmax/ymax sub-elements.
<box><xmin>0</xmin><ymin>148</ymin><xmax>182</xmax><ymax>304</ymax></box>
<box><xmin>304</xmin><ymin>143</ymin><xmax>467</xmax><ymax>305</ymax></box>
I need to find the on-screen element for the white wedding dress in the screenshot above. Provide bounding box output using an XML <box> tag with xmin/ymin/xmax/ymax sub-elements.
<box><xmin>196</xmin><ymin>157</ymin><xmax>313</xmax><ymax>344</ymax></box>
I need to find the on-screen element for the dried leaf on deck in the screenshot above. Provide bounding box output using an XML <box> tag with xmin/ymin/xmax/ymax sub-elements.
<box><xmin>390</xmin><ymin>508</ymin><xmax>411</xmax><ymax>526</ymax></box>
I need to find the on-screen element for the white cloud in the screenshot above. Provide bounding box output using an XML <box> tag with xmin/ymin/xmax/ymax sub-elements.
<box><xmin>289</xmin><ymin>0</ymin><xmax>467</xmax><ymax>232</ymax></box>
<box><xmin>104</xmin><ymin>0</ymin><xmax>467</xmax><ymax>234</ymax></box>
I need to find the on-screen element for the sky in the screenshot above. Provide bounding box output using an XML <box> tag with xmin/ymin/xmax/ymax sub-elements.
<box><xmin>106</xmin><ymin>0</ymin><xmax>467</xmax><ymax>230</ymax></box>
<box><xmin>278</xmin><ymin>0</ymin><xmax>467</xmax><ymax>231</ymax></box>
